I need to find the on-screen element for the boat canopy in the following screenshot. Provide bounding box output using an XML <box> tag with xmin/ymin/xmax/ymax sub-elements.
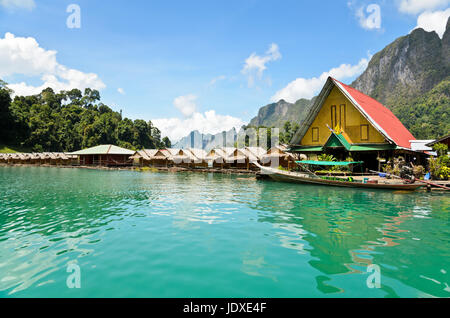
<box><xmin>296</xmin><ymin>160</ymin><xmax>363</xmax><ymax>166</ymax></box>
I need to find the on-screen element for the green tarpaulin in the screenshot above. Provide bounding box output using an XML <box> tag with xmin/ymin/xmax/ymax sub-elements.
<box><xmin>296</xmin><ymin>160</ymin><xmax>364</xmax><ymax>166</ymax></box>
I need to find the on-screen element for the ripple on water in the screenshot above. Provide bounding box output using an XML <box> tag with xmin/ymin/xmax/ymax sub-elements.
<box><xmin>0</xmin><ymin>167</ymin><xmax>449</xmax><ymax>297</ymax></box>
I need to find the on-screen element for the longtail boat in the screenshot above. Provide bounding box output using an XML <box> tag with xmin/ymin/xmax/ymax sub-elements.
<box><xmin>255</xmin><ymin>161</ymin><xmax>423</xmax><ymax>191</ymax></box>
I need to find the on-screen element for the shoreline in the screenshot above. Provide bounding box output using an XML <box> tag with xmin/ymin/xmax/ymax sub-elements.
<box><xmin>2</xmin><ymin>163</ymin><xmax>448</xmax><ymax>191</ymax></box>
<box><xmin>0</xmin><ymin>163</ymin><xmax>258</xmax><ymax>176</ymax></box>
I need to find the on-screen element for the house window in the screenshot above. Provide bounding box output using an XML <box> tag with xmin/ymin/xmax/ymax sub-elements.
<box><xmin>361</xmin><ymin>124</ymin><xmax>369</xmax><ymax>141</ymax></box>
<box><xmin>339</xmin><ymin>104</ymin><xmax>346</xmax><ymax>129</ymax></box>
<box><xmin>331</xmin><ymin>105</ymin><xmax>337</xmax><ymax>128</ymax></box>
<box><xmin>312</xmin><ymin>127</ymin><xmax>319</xmax><ymax>142</ymax></box>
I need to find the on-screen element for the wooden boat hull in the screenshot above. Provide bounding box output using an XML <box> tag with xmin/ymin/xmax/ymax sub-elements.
<box><xmin>259</xmin><ymin>166</ymin><xmax>423</xmax><ymax>191</ymax></box>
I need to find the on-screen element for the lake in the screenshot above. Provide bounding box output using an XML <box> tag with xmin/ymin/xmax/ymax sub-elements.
<box><xmin>0</xmin><ymin>166</ymin><xmax>448</xmax><ymax>297</ymax></box>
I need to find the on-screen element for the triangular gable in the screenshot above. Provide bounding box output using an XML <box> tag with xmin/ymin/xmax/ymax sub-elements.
<box><xmin>291</xmin><ymin>77</ymin><xmax>415</xmax><ymax>149</ymax></box>
<box><xmin>333</xmin><ymin>79</ymin><xmax>415</xmax><ymax>149</ymax></box>
<box><xmin>324</xmin><ymin>132</ymin><xmax>351</xmax><ymax>150</ymax></box>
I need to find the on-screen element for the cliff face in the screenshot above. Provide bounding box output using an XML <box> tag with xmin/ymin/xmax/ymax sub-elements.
<box><xmin>352</xmin><ymin>19</ymin><xmax>450</xmax><ymax>108</ymax></box>
<box><xmin>173</xmin><ymin>128</ymin><xmax>239</xmax><ymax>150</ymax></box>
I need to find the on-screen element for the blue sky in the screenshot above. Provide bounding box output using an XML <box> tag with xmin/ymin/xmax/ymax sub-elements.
<box><xmin>0</xmin><ymin>0</ymin><xmax>449</xmax><ymax>141</ymax></box>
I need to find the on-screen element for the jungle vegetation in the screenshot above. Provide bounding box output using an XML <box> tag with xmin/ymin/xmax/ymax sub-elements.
<box><xmin>0</xmin><ymin>81</ymin><xmax>170</xmax><ymax>152</ymax></box>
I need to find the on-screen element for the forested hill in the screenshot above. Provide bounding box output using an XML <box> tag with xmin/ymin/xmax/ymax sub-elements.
<box><xmin>0</xmin><ymin>82</ymin><xmax>170</xmax><ymax>152</ymax></box>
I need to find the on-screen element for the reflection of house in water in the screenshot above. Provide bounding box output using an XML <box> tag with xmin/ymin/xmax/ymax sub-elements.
<box><xmin>251</xmin><ymin>183</ymin><xmax>449</xmax><ymax>296</ymax></box>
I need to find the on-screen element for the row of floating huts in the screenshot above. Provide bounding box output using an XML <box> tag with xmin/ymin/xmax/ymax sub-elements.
<box><xmin>0</xmin><ymin>152</ymin><xmax>78</xmax><ymax>165</ymax></box>
<box><xmin>131</xmin><ymin>146</ymin><xmax>297</xmax><ymax>170</ymax></box>
<box><xmin>0</xmin><ymin>144</ymin><xmax>297</xmax><ymax>170</ymax></box>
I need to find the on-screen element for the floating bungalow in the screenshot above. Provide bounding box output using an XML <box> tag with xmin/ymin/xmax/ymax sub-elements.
<box><xmin>290</xmin><ymin>76</ymin><xmax>423</xmax><ymax>170</ymax></box>
<box><xmin>261</xmin><ymin>145</ymin><xmax>297</xmax><ymax>169</ymax></box>
<box><xmin>206</xmin><ymin>148</ymin><xmax>229</xmax><ymax>169</ymax></box>
<box><xmin>131</xmin><ymin>149</ymin><xmax>171</xmax><ymax>167</ymax></box>
<box><xmin>244</xmin><ymin>147</ymin><xmax>267</xmax><ymax>161</ymax></box>
<box><xmin>164</xmin><ymin>148</ymin><xmax>194</xmax><ymax>168</ymax></box>
<box><xmin>69</xmin><ymin>144</ymin><xmax>136</xmax><ymax>166</ymax></box>
<box><xmin>226</xmin><ymin>148</ymin><xmax>250</xmax><ymax>169</ymax></box>
<box><xmin>186</xmin><ymin>148</ymin><xmax>208</xmax><ymax>168</ymax></box>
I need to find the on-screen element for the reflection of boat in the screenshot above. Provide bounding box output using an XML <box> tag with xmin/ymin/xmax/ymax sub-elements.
<box><xmin>255</xmin><ymin>163</ymin><xmax>423</xmax><ymax>191</ymax></box>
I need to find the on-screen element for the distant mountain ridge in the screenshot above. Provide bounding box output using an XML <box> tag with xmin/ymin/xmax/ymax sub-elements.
<box><xmin>247</xmin><ymin>98</ymin><xmax>314</xmax><ymax>129</ymax></box>
<box><xmin>173</xmin><ymin>128</ymin><xmax>239</xmax><ymax>150</ymax></box>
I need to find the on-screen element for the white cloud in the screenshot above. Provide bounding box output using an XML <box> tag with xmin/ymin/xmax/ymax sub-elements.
<box><xmin>209</xmin><ymin>75</ymin><xmax>226</xmax><ymax>86</ymax></box>
<box><xmin>398</xmin><ymin>0</ymin><xmax>450</xmax><ymax>15</ymax></box>
<box><xmin>173</xmin><ymin>94</ymin><xmax>198</xmax><ymax>117</ymax></box>
<box><xmin>241</xmin><ymin>43</ymin><xmax>281</xmax><ymax>87</ymax></box>
<box><xmin>0</xmin><ymin>32</ymin><xmax>105</xmax><ymax>96</ymax></box>
<box><xmin>0</xmin><ymin>0</ymin><xmax>35</xmax><ymax>10</ymax></box>
<box><xmin>414</xmin><ymin>8</ymin><xmax>450</xmax><ymax>38</ymax></box>
<box><xmin>271</xmin><ymin>56</ymin><xmax>370</xmax><ymax>103</ymax></box>
<box><xmin>152</xmin><ymin>110</ymin><xmax>245</xmax><ymax>142</ymax></box>
<box><xmin>356</xmin><ymin>4</ymin><xmax>382</xmax><ymax>30</ymax></box>
<box><xmin>117</xmin><ymin>87</ymin><xmax>125</xmax><ymax>95</ymax></box>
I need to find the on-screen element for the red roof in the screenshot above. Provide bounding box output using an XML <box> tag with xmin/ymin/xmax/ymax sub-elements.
<box><xmin>332</xmin><ymin>78</ymin><xmax>415</xmax><ymax>149</ymax></box>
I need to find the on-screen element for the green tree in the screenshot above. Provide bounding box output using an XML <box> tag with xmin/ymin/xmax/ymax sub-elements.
<box><xmin>0</xmin><ymin>80</ymin><xmax>13</xmax><ymax>143</ymax></box>
<box><xmin>162</xmin><ymin>136</ymin><xmax>171</xmax><ymax>148</ymax></box>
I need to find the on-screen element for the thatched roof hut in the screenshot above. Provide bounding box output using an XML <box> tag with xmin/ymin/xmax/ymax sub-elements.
<box><xmin>187</xmin><ymin>148</ymin><xmax>207</xmax><ymax>163</ymax></box>
<box><xmin>168</xmin><ymin>149</ymin><xmax>197</xmax><ymax>165</ymax></box>
<box><xmin>243</xmin><ymin>147</ymin><xmax>267</xmax><ymax>162</ymax></box>
<box><xmin>226</xmin><ymin>148</ymin><xmax>248</xmax><ymax>163</ymax></box>
<box><xmin>261</xmin><ymin>146</ymin><xmax>296</xmax><ymax>168</ymax></box>
<box><xmin>131</xmin><ymin>149</ymin><xmax>171</xmax><ymax>166</ymax></box>
<box><xmin>205</xmin><ymin>148</ymin><xmax>227</xmax><ymax>163</ymax></box>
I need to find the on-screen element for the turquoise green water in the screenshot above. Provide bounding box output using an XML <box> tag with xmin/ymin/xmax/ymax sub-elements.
<box><xmin>0</xmin><ymin>166</ymin><xmax>449</xmax><ymax>298</ymax></box>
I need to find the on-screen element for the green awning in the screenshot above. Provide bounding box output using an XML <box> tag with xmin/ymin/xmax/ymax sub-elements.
<box><xmin>348</xmin><ymin>144</ymin><xmax>397</xmax><ymax>151</ymax></box>
<box><xmin>289</xmin><ymin>146</ymin><xmax>323</xmax><ymax>152</ymax></box>
<box><xmin>296</xmin><ymin>160</ymin><xmax>364</xmax><ymax>166</ymax></box>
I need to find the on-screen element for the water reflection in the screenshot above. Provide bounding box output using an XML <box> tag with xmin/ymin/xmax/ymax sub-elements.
<box><xmin>253</xmin><ymin>180</ymin><xmax>450</xmax><ymax>297</ymax></box>
<box><xmin>0</xmin><ymin>167</ymin><xmax>448</xmax><ymax>297</ymax></box>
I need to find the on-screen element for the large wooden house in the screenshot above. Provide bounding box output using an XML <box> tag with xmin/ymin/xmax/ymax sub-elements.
<box><xmin>290</xmin><ymin>77</ymin><xmax>422</xmax><ymax>169</ymax></box>
<box><xmin>69</xmin><ymin>144</ymin><xmax>136</xmax><ymax>166</ymax></box>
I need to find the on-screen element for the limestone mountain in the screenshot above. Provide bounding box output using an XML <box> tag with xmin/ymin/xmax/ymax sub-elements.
<box><xmin>352</xmin><ymin>20</ymin><xmax>450</xmax><ymax>109</ymax></box>
<box><xmin>351</xmin><ymin>17</ymin><xmax>450</xmax><ymax>139</ymax></box>
<box><xmin>248</xmin><ymin>98</ymin><xmax>314</xmax><ymax>128</ymax></box>
<box><xmin>173</xmin><ymin>127</ymin><xmax>239</xmax><ymax>150</ymax></box>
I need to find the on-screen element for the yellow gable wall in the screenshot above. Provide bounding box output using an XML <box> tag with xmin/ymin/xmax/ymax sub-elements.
<box><xmin>300</xmin><ymin>86</ymin><xmax>386</xmax><ymax>146</ymax></box>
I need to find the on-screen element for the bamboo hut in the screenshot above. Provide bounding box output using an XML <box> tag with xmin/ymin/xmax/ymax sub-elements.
<box><xmin>131</xmin><ymin>149</ymin><xmax>171</xmax><ymax>167</ymax></box>
<box><xmin>245</xmin><ymin>146</ymin><xmax>267</xmax><ymax>159</ymax></box>
<box><xmin>57</xmin><ymin>152</ymin><xmax>73</xmax><ymax>165</ymax></box>
<box><xmin>261</xmin><ymin>146</ymin><xmax>296</xmax><ymax>169</ymax></box>
<box><xmin>165</xmin><ymin>148</ymin><xmax>197</xmax><ymax>168</ymax></box>
<box><xmin>29</xmin><ymin>153</ymin><xmax>41</xmax><ymax>165</ymax></box>
<box><xmin>130</xmin><ymin>150</ymin><xmax>151</xmax><ymax>166</ymax></box>
<box><xmin>39</xmin><ymin>152</ymin><xmax>51</xmax><ymax>165</ymax></box>
<box><xmin>150</xmin><ymin>149</ymin><xmax>171</xmax><ymax>167</ymax></box>
<box><xmin>225</xmin><ymin>148</ymin><xmax>250</xmax><ymax>169</ymax></box>
<box><xmin>241</xmin><ymin>147</ymin><xmax>267</xmax><ymax>170</ymax></box>
<box><xmin>18</xmin><ymin>153</ymin><xmax>31</xmax><ymax>164</ymax></box>
<box><xmin>186</xmin><ymin>148</ymin><xmax>208</xmax><ymax>168</ymax></box>
<box><xmin>205</xmin><ymin>148</ymin><xmax>229</xmax><ymax>169</ymax></box>
<box><xmin>44</xmin><ymin>152</ymin><xmax>58</xmax><ymax>165</ymax></box>
<box><xmin>8</xmin><ymin>153</ymin><xmax>21</xmax><ymax>164</ymax></box>
<box><xmin>0</xmin><ymin>154</ymin><xmax>7</xmax><ymax>163</ymax></box>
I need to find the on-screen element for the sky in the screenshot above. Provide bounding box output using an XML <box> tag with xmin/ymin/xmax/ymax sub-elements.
<box><xmin>0</xmin><ymin>0</ymin><xmax>449</xmax><ymax>142</ymax></box>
